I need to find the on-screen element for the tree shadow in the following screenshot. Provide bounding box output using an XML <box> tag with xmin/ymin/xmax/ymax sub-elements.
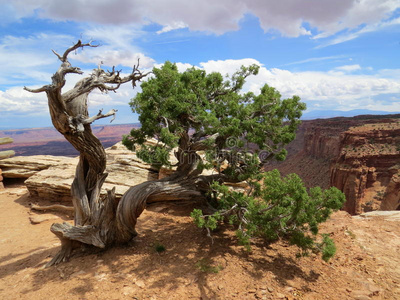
<box><xmin>2</xmin><ymin>199</ymin><xmax>322</xmax><ymax>299</ymax></box>
<box><xmin>13</xmin><ymin>192</ymin><xmax>73</xmax><ymax>221</ymax></box>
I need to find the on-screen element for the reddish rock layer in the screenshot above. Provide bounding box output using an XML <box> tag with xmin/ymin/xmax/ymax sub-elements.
<box><xmin>265</xmin><ymin>114</ymin><xmax>400</xmax><ymax>214</ymax></box>
<box><xmin>330</xmin><ymin>123</ymin><xmax>400</xmax><ymax>214</ymax></box>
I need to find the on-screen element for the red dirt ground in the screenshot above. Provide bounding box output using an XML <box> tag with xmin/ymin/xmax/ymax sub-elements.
<box><xmin>1</xmin><ymin>184</ymin><xmax>399</xmax><ymax>300</ymax></box>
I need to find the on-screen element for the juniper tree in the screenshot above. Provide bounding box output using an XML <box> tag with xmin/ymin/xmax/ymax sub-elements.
<box><xmin>25</xmin><ymin>41</ymin><xmax>344</xmax><ymax>265</ymax></box>
<box><xmin>123</xmin><ymin>62</ymin><xmax>345</xmax><ymax>259</ymax></box>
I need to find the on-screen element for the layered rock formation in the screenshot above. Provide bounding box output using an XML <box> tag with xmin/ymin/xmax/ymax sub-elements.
<box><xmin>330</xmin><ymin>122</ymin><xmax>400</xmax><ymax>214</ymax></box>
<box><xmin>0</xmin><ymin>156</ymin><xmax>77</xmax><ymax>178</ymax></box>
<box><xmin>0</xmin><ymin>142</ymin><xmax>158</xmax><ymax>202</ymax></box>
<box><xmin>0</xmin><ymin>137</ymin><xmax>15</xmax><ymax>189</ymax></box>
<box><xmin>2</xmin><ymin>115</ymin><xmax>400</xmax><ymax>213</ymax></box>
<box><xmin>0</xmin><ymin>168</ymin><xmax>3</xmax><ymax>190</ymax></box>
<box><xmin>265</xmin><ymin>114</ymin><xmax>400</xmax><ymax>214</ymax></box>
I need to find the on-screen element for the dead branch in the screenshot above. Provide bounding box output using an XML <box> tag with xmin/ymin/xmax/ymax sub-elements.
<box><xmin>53</xmin><ymin>40</ymin><xmax>98</xmax><ymax>63</ymax></box>
<box><xmin>30</xmin><ymin>203</ymin><xmax>75</xmax><ymax>212</ymax></box>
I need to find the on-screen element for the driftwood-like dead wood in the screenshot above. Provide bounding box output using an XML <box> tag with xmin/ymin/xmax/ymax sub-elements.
<box><xmin>24</xmin><ymin>40</ymin><xmax>228</xmax><ymax>267</ymax></box>
<box><xmin>30</xmin><ymin>203</ymin><xmax>75</xmax><ymax>212</ymax></box>
<box><xmin>24</xmin><ymin>40</ymin><xmax>151</xmax><ymax>266</ymax></box>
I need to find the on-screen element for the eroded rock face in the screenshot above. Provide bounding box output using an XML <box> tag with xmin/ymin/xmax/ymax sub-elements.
<box><xmin>264</xmin><ymin>114</ymin><xmax>400</xmax><ymax>215</ymax></box>
<box><xmin>0</xmin><ymin>168</ymin><xmax>4</xmax><ymax>189</ymax></box>
<box><xmin>330</xmin><ymin>123</ymin><xmax>400</xmax><ymax>214</ymax></box>
<box><xmin>1</xmin><ymin>142</ymin><xmax>159</xmax><ymax>202</ymax></box>
<box><xmin>0</xmin><ymin>156</ymin><xmax>77</xmax><ymax>178</ymax></box>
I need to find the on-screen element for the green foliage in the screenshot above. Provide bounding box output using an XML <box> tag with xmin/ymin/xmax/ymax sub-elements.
<box><xmin>195</xmin><ymin>258</ymin><xmax>223</xmax><ymax>274</ymax></box>
<box><xmin>123</xmin><ymin>61</ymin><xmax>306</xmax><ymax>181</ymax></box>
<box><xmin>154</xmin><ymin>242</ymin><xmax>166</xmax><ymax>253</ymax></box>
<box><xmin>191</xmin><ymin>170</ymin><xmax>345</xmax><ymax>260</ymax></box>
<box><xmin>321</xmin><ymin>234</ymin><xmax>336</xmax><ymax>262</ymax></box>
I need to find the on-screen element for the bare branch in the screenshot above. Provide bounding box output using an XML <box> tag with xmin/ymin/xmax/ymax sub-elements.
<box><xmin>65</xmin><ymin>109</ymin><xmax>117</xmax><ymax>133</ymax></box>
<box><xmin>82</xmin><ymin>109</ymin><xmax>118</xmax><ymax>125</ymax></box>
<box><xmin>53</xmin><ymin>40</ymin><xmax>99</xmax><ymax>63</ymax></box>
<box><xmin>51</xmin><ymin>49</ymin><xmax>63</xmax><ymax>61</ymax></box>
<box><xmin>24</xmin><ymin>85</ymin><xmax>48</xmax><ymax>93</ymax></box>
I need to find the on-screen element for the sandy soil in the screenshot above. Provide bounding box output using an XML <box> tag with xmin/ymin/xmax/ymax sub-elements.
<box><xmin>0</xmin><ymin>185</ymin><xmax>399</xmax><ymax>300</ymax></box>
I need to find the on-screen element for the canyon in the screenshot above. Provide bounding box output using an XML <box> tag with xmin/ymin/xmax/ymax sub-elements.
<box><xmin>0</xmin><ymin>123</ymin><xmax>140</xmax><ymax>156</ymax></box>
<box><xmin>1</xmin><ymin>115</ymin><xmax>400</xmax><ymax>215</ymax></box>
<box><xmin>265</xmin><ymin>114</ymin><xmax>400</xmax><ymax>214</ymax></box>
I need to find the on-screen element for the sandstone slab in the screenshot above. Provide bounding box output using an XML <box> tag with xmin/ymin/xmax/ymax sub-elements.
<box><xmin>23</xmin><ymin>142</ymin><xmax>159</xmax><ymax>202</ymax></box>
<box><xmin>0</xmin><ymin>156</ymin><xmax>77</xmax><ymax>178</ymax></box>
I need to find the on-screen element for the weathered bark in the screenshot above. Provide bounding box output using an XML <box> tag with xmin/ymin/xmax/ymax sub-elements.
<box><xmin>115</xmin><ymin>173</ymin><xmax>225</xmax><ymax>242</ymax></box>
<box><xmin>25</xmin><ymin>40</ymin><xmax>228</xmax><ymax>266</ymax></box>
<box><xmin>25</xmin><ymin>40</ymin><xmax>151</xmax><ymax>266</ymax></box>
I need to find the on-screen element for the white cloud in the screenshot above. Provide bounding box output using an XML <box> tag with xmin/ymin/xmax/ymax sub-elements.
<box><xmin>0</xmin><ymin>87</ymin><xmax>48</xmax><ymax>113</ymax></box>
<box><xmin>200</xmin><ymin>58</ymin><xmax>261</xmax><ymax>74</ymax></box>
<box><xmin>70</xmin><ymin>24</ymin><xmax>155</xmax><ymax>68</ymax></box>
<box><xmin>315</xmin><ymin>15</ymin><xmax>400</xmax><ymax>48</ymax></box>
<box><xmin>0</xmin><ymin>33</ymin><xmax>74</xmax><ymax>86</ymax></box>
<box><xmin>73</xmin><ymin>49</ymin><xmax>155</xmax><ymax>68</ymax></box>
<box><xmin>157</xmin><ymin>21</ymin><xmax>187</xmax><ymax>34</ymax></box>
<box><xmin>196</xmin><ymin>59</ymin><xmax>400</xmax><ymax>112</ymax></box>
<box><xmin>2</xmin><ymin>57</ymin><xmax>400</xmax><ymax>118</ymax></box>
<box><xmin>3</xmin><ymin>0</ymin><xmax>399</xmax><ymax>38</ymax></box>
<box><xmin>335</xmin><ymin>64</ymin><xmax>362</xmax><ymax>72</ymax></box>
<box><xmin>0</xmin><ymin>69</ymin><xmax>143</xmax><ymax>116</ymax></box>
<box><xmin>282</xmin><ymin>56</ymin><xmax>346</xmax><ymax>67</ymax></box>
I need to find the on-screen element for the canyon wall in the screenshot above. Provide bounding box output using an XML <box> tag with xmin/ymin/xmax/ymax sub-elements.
<box><xmin>265</xmin><ymin>114</ymin><xmax>400</xmax><ymax>214</ymax></box>
<box><xmin>330</xmin><ymin>122</ymin><xmax>400</xmax><ymax>214</ymax></box>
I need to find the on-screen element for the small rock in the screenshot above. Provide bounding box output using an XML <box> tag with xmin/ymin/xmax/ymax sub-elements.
<box><xmin>135</xmin><ymin>279</ymin><xmax>145</xmax><ymax>288</ymax></box>
<box><xmin>284</xmin><ymin>286</ymin><xmax>294</xmax><ymax>293</ymax></box>
<box><xmin>353</xmin><ymin>296</ymin><xmax>371</xmax><ymax>300</ymax></box>
<box><xmin>70</xmin><ymin>270</ymin><xmax>86</xmax><ymax>278</ymax></box>
<box><xmin>147</xmin><ymin>205</ymin><xmax>168</xmax><ymax>212</ymax></box>
<box><xmin>366</xmin><ymin>283</ymin><xmax>380</xmax><ymax>295</ymax></box>
<box><xmin>122</xmin><ymin>286</ymin><xmax>136</xmax><ymax>296</ymax></box>
<box><xmin>29</xmin><ymin>214</ymin><xmax>59</xmax><ymax>224</ymax></box>
<box><xmin>255</xmin><ymin>291</ymin><xmax>266</xmax><ymax>299</ymax></box>
<box><xmin>95</xmin><ymin>272</ymin><xmax>108</xmax><ymax>281</ymax></box>
<box><xmin>352</xmin><ymin>290</ymin><xmax>371</xmax><ymax>300</ymax></box>
<box><xmin>267</xmin><ymin>287</ymin><xmax>274</xmax><ymax>293</ymax></box>
<box><xmin>276</xmin><ymin>292</ymin><xmax>286</xmax><ymax>299</ymax></box>
<box><xmin>9</xmin><ymin>188</ymin><xmax>28</xmax><ymax>196</ymax></box>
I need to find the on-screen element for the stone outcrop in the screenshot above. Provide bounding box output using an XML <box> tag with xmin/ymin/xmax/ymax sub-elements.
<box><xmin>0</xmin><ymin>137</ymin><xmax>15</xmax><ymax>189</ymax></box>
<box><xmin>265</xmin><ymin>114</ymin><xmax>400</xmax><ymax>215</ymax></box>
<box><xmin>27</xmin><ymin>142</ymin><xmax>160</xmax><ymax>202</ymax></box>
<box><xmin>330</xmin><ymin>122</ymin><xmax>400</xmax><ymax>214</ymax></box>
<box><xmin>0</xmin><ymin>142</ymin><xmax>159</xmax><ymax>202</ymax></box>
<box><xmin>0</xmin><ymin>156</ymin><xmax>78</xmax><ymax>178</ymax></box>
<box><xmin>1</xmin><ymin>140</ymin><xmax>246</xmax><ymax>203</ymax></box>
<box><xmin>0</xmin><ymin>168</ymin><xmax>3</xmax><ymax>190</ymax></box>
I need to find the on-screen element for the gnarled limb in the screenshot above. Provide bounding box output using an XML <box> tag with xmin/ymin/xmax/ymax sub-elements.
<box><xmin>24</xmin><ymin>40</ymin><xmax>150</xmax><ymax>266</ymax></box>
<box><xmin>30</xmin><ymin>203</ymin><xmax>74</xmax><ymax>212</ymax></box>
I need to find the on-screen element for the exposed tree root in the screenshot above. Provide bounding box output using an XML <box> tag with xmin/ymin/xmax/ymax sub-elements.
<box><xmin>30</xmin><ymin>203</ymin><xmax>75</xmax><ymax>212</ymax></box>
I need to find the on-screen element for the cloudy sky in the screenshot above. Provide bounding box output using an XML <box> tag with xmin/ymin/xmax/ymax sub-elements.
<box><xmin>0</xmin><ymin>0</ymin><xmax>399</xmax><ymax>129</ymax></box>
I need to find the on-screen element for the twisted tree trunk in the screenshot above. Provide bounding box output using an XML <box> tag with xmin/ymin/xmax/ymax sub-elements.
<box><xmin>24</xmin><ymin>41</ymin><xmax>150</xmax><ymax>266</ymax></box>
<box><xmin>25</xmin><ymin>41</ymin><xmax>226</xmax><ymax>266</ymax></box>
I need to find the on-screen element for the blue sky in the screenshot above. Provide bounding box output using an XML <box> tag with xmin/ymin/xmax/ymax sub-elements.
<box><xmin>0</xmin><ymin>0</ymin><xmax>400</xmax><ymax>129</ymax></box>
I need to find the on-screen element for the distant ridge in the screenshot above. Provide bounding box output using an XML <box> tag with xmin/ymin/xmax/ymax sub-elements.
<box><xmin>0</xmin><ymin>123</ymin><xmax>141</xmax><ymax>156</ymax></box>
<box><xmin>302</xmin><ymin>109</ymin><xmax>400</xmax><ymax>120</ymax></box>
